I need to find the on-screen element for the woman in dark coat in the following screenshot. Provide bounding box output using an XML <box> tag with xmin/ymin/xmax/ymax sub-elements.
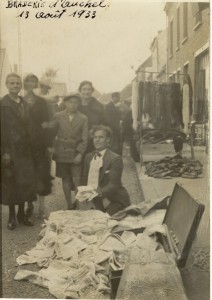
<box><xmin>1</xmin><ymin>73</ymin><xmax>36</xmax><ymax>230</ymax></box>
<box><xmin>78</xmin><ymin>81</ymin><xmax>105</xmax><ymax>153</ymax></box>
<box><xmin>23</xmin><ymin>74</ymin><xmax>52</xmax><ymax>219</ymax></box>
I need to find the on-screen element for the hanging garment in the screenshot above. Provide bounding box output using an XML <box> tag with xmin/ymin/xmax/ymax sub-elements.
<box><xmin>138</xmin><ymin>81</ymin><xmax>144</xmax><ymax>117</ymax></box>
<box><xmin>165</xmin><ymin>83</ymin><xmax>182</xmax><ymax>128</ymax></box>
<box><xmin>159</xmin><ymin>83</ymin><xmax>167</xmax><ymax>128</ymax></box>
<box><xmin>131</xmin><ymin>80</ymin><xmax>139</xmax><ymax>130</ymax></box>
<box><xmin>155</xmin><ymin>83</ymin><xmax>160</xmax><ymax>125</ymax></box>
<box><xmin>172</xmin><ymin>82</ymin><xmax>183</xmax><ymax>127</ymax></box>
<box><xmin>182</xmin><ymin>84</ymin><xmax>190</xmax><ymax>135</ymax></box>
<box><xmin>164</xmin><ymin>83</ymin><xmax>173</xmax><ymax>128</ymax></box>
<box><xmin>143</xmin><ymin>81</ymin><xmax>152</xmax><ymax>116</ymax></box>
<box><xmin>150</xmin><ymin>82</ymin><xmax>156</xmax><ymax>123</ymax></box>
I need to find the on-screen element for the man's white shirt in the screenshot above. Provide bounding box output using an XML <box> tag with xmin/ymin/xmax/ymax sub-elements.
<box><xmin>87</xmin><ymin>149</ymin><xmax>107</xmax><ymax>190</ymax></box>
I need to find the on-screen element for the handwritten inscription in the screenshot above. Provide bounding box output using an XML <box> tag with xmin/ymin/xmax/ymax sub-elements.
<box><xmin>5</xmin><ymin>0</ymin><xmax>109</xmax><ymax>19</ymax></box>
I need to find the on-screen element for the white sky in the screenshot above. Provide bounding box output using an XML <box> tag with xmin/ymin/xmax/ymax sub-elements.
<box><xmin>1</xmin><ymin>0</ymin><xmax>167</xmax><ymax>93</ymax></box>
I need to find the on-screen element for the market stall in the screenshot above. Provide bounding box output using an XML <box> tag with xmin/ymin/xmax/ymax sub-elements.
<box><xmin>131</xmin><ymin>78</ymin><xmax>204</xmax><ymax>176</ymax></box>
<box><xmin>14</xmin><ymin>184</ymin><xmax>204</xmax><ymax>300</ymax></box>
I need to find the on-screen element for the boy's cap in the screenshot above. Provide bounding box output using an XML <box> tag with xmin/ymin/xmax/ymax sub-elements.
<box><xmin>63</xmin><ymin>93</ymin><xmax>81</xmax><ymax>102</ymax></box>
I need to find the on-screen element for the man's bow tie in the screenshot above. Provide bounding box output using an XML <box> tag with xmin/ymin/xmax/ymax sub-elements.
<box><xmin>94</xmin><ymin>151</ymin><xmax>102</xmax><ymax>159</ymax></box>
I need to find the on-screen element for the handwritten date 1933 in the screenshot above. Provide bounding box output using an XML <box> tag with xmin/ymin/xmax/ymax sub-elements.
<box><xmin>69</xmin><ymin>10</ymin><xmax>96</xmax><ymax>19</ymax></box>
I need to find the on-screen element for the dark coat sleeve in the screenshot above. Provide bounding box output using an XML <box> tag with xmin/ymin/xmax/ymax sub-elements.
<box><xmin>1</xmin><ymin>104</ymin><xmax>12</xmax><ymax>157</ymax></box>
<box><xmin>76</xmin><ymin>117</ymin><xmax>88</xmax><ymax>155</ymax></box>
<box><xmin>100</xmin><ymin>156</ymin><xmax>123</xmax><ymax>200</ymax></box>
<box><xmin>81</xmin><ymin>154</ymin><xmax>91</xmax><ymax>185</ymax></box>
<box><xmin>42</xmin><ymin>99</ymin><xmax>55</xmax><ymax>148</ymax></box>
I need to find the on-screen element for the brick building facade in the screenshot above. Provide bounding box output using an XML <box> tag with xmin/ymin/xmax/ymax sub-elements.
<box><xmin>164</xmin><ymin>2</ymin><xmax>210</xmax><ymax>124</ymax></box>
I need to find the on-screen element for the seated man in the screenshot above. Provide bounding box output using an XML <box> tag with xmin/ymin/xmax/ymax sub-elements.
<box><xmin>81</xmin><ymin>125</ymin><xmax>130</xmax><ymax>216</ymax></box>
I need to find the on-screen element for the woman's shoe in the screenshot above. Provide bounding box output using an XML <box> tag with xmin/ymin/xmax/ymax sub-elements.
<box><xmin>7</xmin><ymin>219</ymin><xmax>16</xmax><ymax>230</ymax></box>
<box><xmin>22</xmin><ymin>216</ymin><xmax>34</xmax><ymax>226</ymax></box>
<box><xmin>17</xmin><ymin>214</ymin><xmax>34</xmax><ymax>226</ymax></box>
<box><xmin>26</xmin><ymin>203</ymin><xmax>34</xmax><ymax>218</ymax></box>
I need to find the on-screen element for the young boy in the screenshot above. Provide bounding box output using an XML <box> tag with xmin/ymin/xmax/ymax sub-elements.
<box><xmin>42</xmin><ymin>94</ymin><xmax>88</xmax><ymax>209</ymax></box>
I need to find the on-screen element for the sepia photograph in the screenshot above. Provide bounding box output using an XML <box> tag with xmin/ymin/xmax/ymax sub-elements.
<box><xmin>0</xmin><ymin>0</ymin><xmax>210</xmax><ymax>299</ymax></box>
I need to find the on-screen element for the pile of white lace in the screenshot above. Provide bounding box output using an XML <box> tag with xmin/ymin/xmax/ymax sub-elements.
<box><xmin>15</xmin><ymin>209</ymin><xmax>166</xmax><ymax>299</ymax></box>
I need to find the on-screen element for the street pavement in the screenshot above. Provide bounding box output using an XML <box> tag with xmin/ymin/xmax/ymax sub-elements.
<box><xmin>136</xmin><ymin>142</ymin><xmax>210</xmax><ymax>300</ymax></box>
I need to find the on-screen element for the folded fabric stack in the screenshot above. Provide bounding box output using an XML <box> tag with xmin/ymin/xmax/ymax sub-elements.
<box><xmin>76</xmin><ymin>185</ymin><xmax>98</xmax><ymax>202</ymax></box>
<box><xmin>144</xmin><ymin>156</ymin><xmax>203</xmax><ymax>179</ymax></box>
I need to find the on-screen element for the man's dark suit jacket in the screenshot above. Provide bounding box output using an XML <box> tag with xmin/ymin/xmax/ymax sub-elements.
<box><xmin>104</xmin><ymin>101</ymin><xmax>122</xmax><ymax>154</ymax></box>
<box><xmin>82</xmin><ymin>149</ymin><xmax>130</xmax><ymax>214</ymax></box>
<box><xmin>104</xmin><ymin>101</ymin><xmax>121</xmax><ymax>132</ymax></box>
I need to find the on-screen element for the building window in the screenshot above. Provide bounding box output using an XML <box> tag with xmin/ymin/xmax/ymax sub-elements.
<box><xmin>176</xmin><ymin>7</ymin><xmax>180</xmax><ymax>50</ymax></box>
<box><xmin>196</xmin><ymin>11</ymin><xmax>202</xmax><ymax>23</ymax></box>
<box><xmin>194</xmin><ymin>11</ymin><xmax>202</xmax><ymax>30</ymax></box>
<box><xmin>170</xmin><ymin>20</ymin><xmax>173</xmax><ymax>57</ymax></box>
<box><xmin>183</xmin><ymin>3</ymin><xmax>188</xmax><ymax>41</ymax></box>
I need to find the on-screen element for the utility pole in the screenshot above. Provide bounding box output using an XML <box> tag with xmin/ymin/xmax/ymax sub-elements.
<box><xmin>17</xmin><ymin>10</ymin><xmax>22</xmax><ymax>77</ymax></box>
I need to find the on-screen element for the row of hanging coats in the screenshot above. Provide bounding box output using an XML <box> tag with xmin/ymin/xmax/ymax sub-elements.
<box><xmin>131</xmin><ymin>79</ymin><xmax>193</xmax><ymax>134</ymax></box>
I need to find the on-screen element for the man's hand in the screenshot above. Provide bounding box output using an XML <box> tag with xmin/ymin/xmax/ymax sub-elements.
<box><xmin>103</xmin><ymin>198</ymin><xmax>111</xmax><ymax>209</ymax></box>
<box><xmin>41</xmin><ymin>122</ymin><xmax>48</xmax><ymax>129</ymax></box>
<box><xmin>73</xmin><ymin>153</ymin><xmax>82</xmax><ymax>165</ymax></box>
<box><xmin>96</xmin><ymin>188</ymin><xmax>103</xmax><ymax>198</ymax></box>
<box><xmin>2</xmin><ymin>153</ymin><xmax>11</xmax><ymax>165</ymax></box>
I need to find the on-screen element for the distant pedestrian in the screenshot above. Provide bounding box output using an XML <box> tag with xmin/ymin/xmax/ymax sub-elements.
<box><xmin>122</xmin><ymin>108</ymin><xmax>140</xmax><ymax>162</ymax></box>
<box><xmin>24</xmin><ymin>74</ymin><xmax>52</xmax><ymax>219</ymax></box>
<box><xmin>38</xmin><ymin>79</ymin><xmax>52</xmax><ymax>97</ymax></box>
<box><xmin>1</xmin><ymin>73</ymin><xmax>36</xmax><ymax>230</ymax></box>
<box><xmin>42</xmin><ymin>94</ymin><xmax>88</xmax><ymax>209</ymax></box>
<box><xmin>78</xmin><ymin>81</ymin><xmax>105</xmax><ymax>153</ymax></box>
<box><xmin>104</xmin><ymin>92</ymin><xmax>122</xmax><ymax>155</ymax></box>
<box><xmin>37</xmin><ymin>79</ymin><xmax>60</xmax><ymax>120</ymax></box>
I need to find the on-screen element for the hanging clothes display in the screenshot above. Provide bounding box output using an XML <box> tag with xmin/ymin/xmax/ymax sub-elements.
<box><xmin>138</xmin><ymin>81</ymin><xmax>182</xmax><ymax>130</ymax></box>
<box><xmin>131</xmin><ymin>79</ymin><xmax>139</xmax><ymax>130</ymax></box>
